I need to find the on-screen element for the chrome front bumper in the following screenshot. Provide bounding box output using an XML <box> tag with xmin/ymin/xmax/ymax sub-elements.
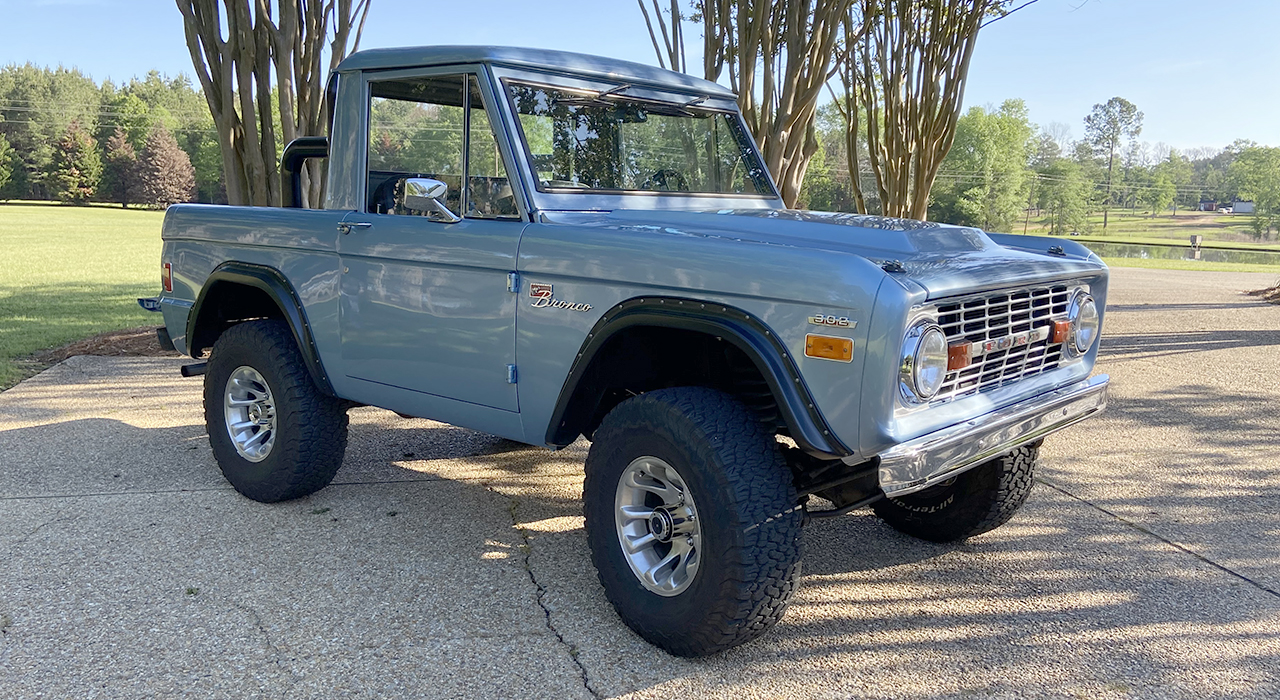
<box><xmin>877</xmin><ymin>374</ymin><xmax>1110</xmax><ymax>496</ymax></box>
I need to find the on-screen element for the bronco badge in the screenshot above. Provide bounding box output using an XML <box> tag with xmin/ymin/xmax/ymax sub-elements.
<box><xmin>529</xmin><ymin>283</ymin><xmax>592</xmax><ymax>312</ymax></box>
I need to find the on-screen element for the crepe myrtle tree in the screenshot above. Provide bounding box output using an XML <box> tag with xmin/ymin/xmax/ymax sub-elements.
<box><xmin>832</xmin><ymin>0</ymin><xmax>1037</xmax><ymax>220</ymax></box>
<box><xmin>638</xmin><ymin>0</ymin><xmax>861</xmax><ymax>208</ymax></box>
<box><xmin>176</xmin><ymin>0</ymin><xmax>371</xmax><ymax>208</ymax></box>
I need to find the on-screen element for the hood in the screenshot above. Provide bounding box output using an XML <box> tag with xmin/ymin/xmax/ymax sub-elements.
<box><xmin>601</xmin><ymin>209</ymin><xmax>1105</xmax><ymax>298</ymax></box>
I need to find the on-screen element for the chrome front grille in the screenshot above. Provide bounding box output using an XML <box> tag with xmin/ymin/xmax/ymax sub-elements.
<box><xmin>931</xmin><ymin>283</ymin><xmax>1074</xmax><ymax>403</ymax></box>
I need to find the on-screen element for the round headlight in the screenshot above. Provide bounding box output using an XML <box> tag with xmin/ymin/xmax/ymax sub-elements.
<box><xmin>901</xmin><ymin>323</ymin><xmax>949</xmax><ymax>402</ymax></box>
<box><xmin>1070</xmin><ymin>293</ymin><xmax>1099</xmax><ymax>354</ymax></box>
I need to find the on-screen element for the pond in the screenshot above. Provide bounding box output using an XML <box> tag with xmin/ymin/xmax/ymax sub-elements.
<box><xmin>1080</xmin><ymin>241</ymin><xmax>1280</xmax><ymax>267</ymax></box>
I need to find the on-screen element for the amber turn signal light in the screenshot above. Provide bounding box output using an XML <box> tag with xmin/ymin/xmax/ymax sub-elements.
<box><xmin>947</xmin><ymin>342</ymin><xmax>971</xmax><ymax>371</ymax></box>
<box><xmin>1051</xmin><ymin>319</ymin><xmax>1071</xmax><ymax>344</ymax></box>
<box><xmin>804</xmin><ymin>334</ymin><xmax>853</xmax><ymax>363</ymax></box>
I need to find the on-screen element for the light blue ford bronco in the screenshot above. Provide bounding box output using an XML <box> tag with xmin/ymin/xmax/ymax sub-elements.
<box><xmin>147</xmin><ymin>46</ymin><xmax>1109</xmax><ymax>656</ymax></box>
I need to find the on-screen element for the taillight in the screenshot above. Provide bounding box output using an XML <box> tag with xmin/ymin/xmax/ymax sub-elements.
<box><xmin>162</xmin><ymin>262</ymin><xmax>173</xmax><ymax>293</ymax></box>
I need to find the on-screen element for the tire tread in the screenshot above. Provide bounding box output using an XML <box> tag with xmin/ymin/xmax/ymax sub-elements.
<box><xmin>584</xmin><ymin>387</ymin><xmax>802</xmax><ymax>657</ymax></box>
<box><xmin>203</xmin><ymin>320</ymin><xmax>347</xmax><ymax>502</ymax></box>
<box><xmin>872</xmin><ymin>443</ymin><xmax>1038</xmax><ymax>543</ymax></box>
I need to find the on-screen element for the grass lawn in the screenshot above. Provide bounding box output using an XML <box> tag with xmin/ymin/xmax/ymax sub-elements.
<box><xmin>1023</xmin><ymin>209</ymin><xmax>1277</xmax><ymax>248</ymax></box>
<box><xmin>1101</xmin><ymin>257</ymin><xmax>1280</xmax><ymax>275</ymax></box>
<box><xmin>0</xmin><ymin>201</ymin><xmax>164</xmax><ymax>388</ymax></box>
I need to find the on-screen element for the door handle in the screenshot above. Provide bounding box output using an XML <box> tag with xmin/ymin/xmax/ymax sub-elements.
<box><xmin>337</xmin><ymin>222</ymin><xmax>372</xmax><ymax>234</ymax></box>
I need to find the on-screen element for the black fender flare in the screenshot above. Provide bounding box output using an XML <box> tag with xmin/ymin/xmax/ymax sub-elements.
<box><xmin>187</xmin><ymin>261</ymin><xmax>335</xmax><ymax>396</ymax></box>
<box><xmin>545</xmin><ymin>296</ymin><xmax>852</xmax><ymax>459</ymax></box>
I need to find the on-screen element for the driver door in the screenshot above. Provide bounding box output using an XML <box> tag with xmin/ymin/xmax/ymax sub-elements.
<box><xmin>338</xmin><ymin>69</ymin><xmax>526</xmax><ymax>413</ymax></box>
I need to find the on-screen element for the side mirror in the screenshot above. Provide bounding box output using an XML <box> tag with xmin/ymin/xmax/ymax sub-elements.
<box><xmin>401</xmin><ymin>177</ymin><xmax>461</xmax><ymax>222</ymax></box>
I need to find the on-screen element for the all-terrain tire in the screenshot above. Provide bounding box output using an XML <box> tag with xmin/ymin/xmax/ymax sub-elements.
<box><xmin>583</xmin><ymin>387</ymin><xmax>803</xmax><ymax>657</ymax></box>
<box><xmin>203</xmin><ymin>320</ymin><xmax>348</xmax><ymax>503</ymax></box>
<box><xmin>872</xmin><ymin>442</ymin><xmax>1039</xmax><ymax>543</ymax></box>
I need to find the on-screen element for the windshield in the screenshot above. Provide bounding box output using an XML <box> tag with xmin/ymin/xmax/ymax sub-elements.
<box><xmin>504</xmin><ymin>81</ymin><xmax>775</xmax><ymax>197</ymax></box>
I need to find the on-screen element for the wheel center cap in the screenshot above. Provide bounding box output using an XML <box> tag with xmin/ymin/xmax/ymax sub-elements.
<box><xmin>648</xmin><ymin>509</ymin><xmax>674</xmax><ymax>543</ymax></box>
<box><xmin>248</xmin><ymin>403</ymin><xmax>271</xmax><ymax>425</ymax></box>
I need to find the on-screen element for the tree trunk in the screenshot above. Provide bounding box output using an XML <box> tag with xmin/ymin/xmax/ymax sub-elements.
<box><xmin>639</xmin><ymin>0</ymin><xmax>855</xmax><ymax>209</ymax></box>
<box><xmin>836</xmin><ymin>0</ymin><xmax>1010</xmax><ymax>221</ymax></box>
<box><xmin>176</xmin><ymin>0</ymin><xmax>369</xmax><ymax>207</ymax></box>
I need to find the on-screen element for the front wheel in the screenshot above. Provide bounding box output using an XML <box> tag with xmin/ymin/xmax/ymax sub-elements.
<box><xmin>583</xmin><ymin>387</ymin><xmax>803</xmax><ymax>657</ymax></box>
<box><xmin>203</xmin><ymin>320</ymin><xmax>348</xmax><ymax>503</ymax></box>
<box><xmin>872</xmin><ymin>442</ymin><xmax>1040</xmax><ymax>543</ymax></box>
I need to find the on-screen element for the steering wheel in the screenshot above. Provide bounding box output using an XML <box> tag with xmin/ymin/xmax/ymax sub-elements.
<box><xmin>641</xmin><ymin>168</ymin><xmax>689</xmax><ymax>192</ymax></box>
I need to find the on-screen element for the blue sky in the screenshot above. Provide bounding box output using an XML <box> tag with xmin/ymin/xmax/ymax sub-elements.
<box><xmin>0</xmin><ymin>0</ymin><xmax>1276</xmax><ymax>151</ymax></box>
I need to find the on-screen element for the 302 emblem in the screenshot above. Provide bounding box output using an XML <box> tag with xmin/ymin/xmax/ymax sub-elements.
<box><xmin>809</xmin><ymin>314</ymin><xmax>855</xmax><ymax>329</ymax></box>
<box><xmin>529</xmin><ymin>283</ymin><xmax>593</xmax><ymax>312</ymax></box>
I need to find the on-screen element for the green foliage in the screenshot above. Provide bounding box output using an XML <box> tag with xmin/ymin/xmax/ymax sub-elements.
<box><xmin>797</xmin><ymin>135</ymin><xmax>836</xmax><ymax>210</ymax></box>
<box><xmin>1142</xmin><ymin>172</ymin><xmax>1176</xmax><ymax>215</ymax></box>
<box><xmin>51</xmin><ymin>120</ymin><xmax>101</xmax><ymax>204</ymax></box>
<box><xmin>101</xmin><ymin>127</ymin><xmax>139</xmax><ymax>207</ymax></box>
<box><xmin>929</xmin><ymin>99</ymin><xmax>1034</xmax><ymax>231</ymax></box>
<box><xmin>803</xmin><ymin>102</ymin><xmax>866</xmax><ymax>213</ymax></box>
<box><xmin>1229</xmin><ymin>146</ymin><xmax>1280</xmax><ymax>239</ymax></box>
<box><xmin>1038</xmin><ymin>158</ymin><xmax>1090</xmax><ymax>235</ymax></box>
<box><xmin>0</xmin><ymin>65</ymin><xmax>223</xmax><ymax>204</ymax></box>
<box><xmin>0</xmin><ymin>132</ymin><xmax>12</xmax><ymax>196</ymax></box>
<box><xmin>99</xmin><ymin>91</ymin><xmax>153</xmax><ymax>150</ymax></box>
<box><xmin>1157</xmin><ymin>149</ymin><xmax>1194</xmax><ymax>208</ymax></box>
<box><xmin>184</xmin><ymin>128</ymin><xmax>224</xmax><ymax>204</ymax></box>
<box><xmin>1084</xmin><ymin>97</ymin><xmax>1143</xmax><ymax>160</ymax></box>
<box><xmin>0</xmin><ymin>64</ymin><xmax>101</xmax><ymax>200</ymax></box>
<box><xmin>1083</xmin><ymin>97</ymin><xmax>1143</xmax><ymax>224</ymax></box>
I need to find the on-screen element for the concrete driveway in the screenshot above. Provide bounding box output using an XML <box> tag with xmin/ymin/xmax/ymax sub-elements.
<box><xmin>2</xmin><ymin>267</ymin><xmax>1279</xmax><ymax>699</ymax></box>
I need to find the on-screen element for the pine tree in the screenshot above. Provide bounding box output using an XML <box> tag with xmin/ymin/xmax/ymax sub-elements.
<box><xmin>137</xmin><ymin>125</ymin><xmax>195</xmax><ymax>209</ymax></box>
<box><xmin>102</xmin><ymin>127</ymin><xmax>139</xmax><ymax>207</ymax></box>
<box><xmin>51</xmin><ymin>120</ymin><xmax>102</xmax><ymax>204</ymax></box>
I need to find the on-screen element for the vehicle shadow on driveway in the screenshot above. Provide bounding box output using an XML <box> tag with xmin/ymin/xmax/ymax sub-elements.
<box><xmin>4</xmin><ymin>405</ymin><xmax>1279</xmax><ymax>698</ymax></box>
<box><xmin>346</xmin><ymin>418</ymin><xmax>1280</xmax><ymax>698</ymax></box>
<box><xmin>1101</xmin><ymin>329</ymin><xmax>1280</xmax><ymax>360</ymax></box>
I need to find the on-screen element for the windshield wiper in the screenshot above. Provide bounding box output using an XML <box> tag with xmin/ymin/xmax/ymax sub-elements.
<box><xmin>594</xmin><ymin>83</ymin><xmax>633</xmax><ymax>100</ymax></box>
<box><xmin>553</xmin><ymin>83</ymin><xmax>634</xmax><ymax>108</ymax></box>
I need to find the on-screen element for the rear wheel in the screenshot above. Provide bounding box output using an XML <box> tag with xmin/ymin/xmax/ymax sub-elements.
<box><xmin>204</xmin><ymin>320</ymin><xmax>348</xmax><ymax>503</ymax></box>
<box><xmin>872</xmin><ymin>442</ymin><xmax>1039</xmax><ymax>543</ymax></box>
<box><xmin>583</xmin><ymin>387</ymin><xmax>803</xmax><ymax>657</ymax></box>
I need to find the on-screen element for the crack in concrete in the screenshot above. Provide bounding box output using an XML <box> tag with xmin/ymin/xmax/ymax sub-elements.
<box><xmin>6</xmin><ymin>513</ymin><xmax>75</xmax><ymax>550</ymax></box>
<box><xmin>1038</xmin><ymin>477</ymin><xmax>1280</xmax><ymax>600</ymax></box>
<box><xmin>495</xmin><ymin>486</ymin><xmax>601</xmax><ymax>700</ymax></box>
<box><xmin>230</xmin><ymin>601</ymin><xmax>303</xmax><ymax>689</ymax></box>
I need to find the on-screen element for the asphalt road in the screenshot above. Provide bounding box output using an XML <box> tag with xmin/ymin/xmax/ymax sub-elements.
<box><xmin>2</xmin><ymin>267</ymin><xmax>1279</xmax><ymax>699</ymax></box>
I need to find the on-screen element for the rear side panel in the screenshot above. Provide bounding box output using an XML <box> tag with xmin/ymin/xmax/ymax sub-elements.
<box><xmin>159</xmin><ymin>204</ymin><xmax>348</xmax><ymax>380</ymax></box>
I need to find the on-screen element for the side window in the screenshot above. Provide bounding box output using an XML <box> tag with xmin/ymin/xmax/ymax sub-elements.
<box><xmin>366</xmin><ymin>73</ymin><xmax>519</xmax><ymax>221</ymax></box>
<box><xmin>466</xmin><ymin>76</ymin><xmax>520</xmax><ymax>220</ymax></box>
<box><xmin>367</xmin><ymin>74</ymin><xmax>465</xmax><ymax>218</ymax></box>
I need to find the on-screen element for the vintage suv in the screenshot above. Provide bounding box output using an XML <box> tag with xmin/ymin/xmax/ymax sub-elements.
<box><xmin>147</xmin><ymin>46</ymin><xmax>1109</xmax><ymax>657</ymax></box>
